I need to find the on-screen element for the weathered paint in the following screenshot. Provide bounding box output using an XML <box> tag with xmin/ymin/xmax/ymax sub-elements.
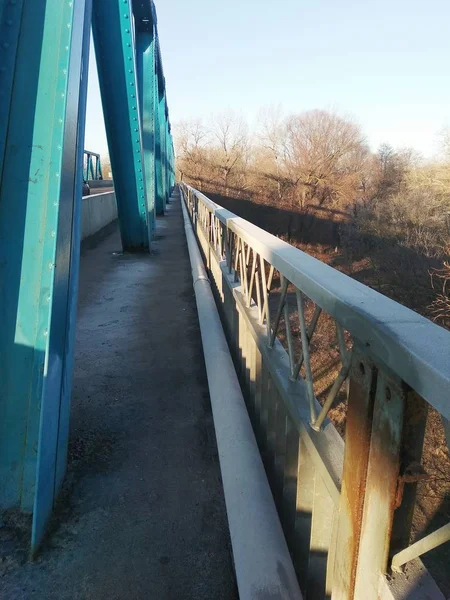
<box><xmin>390</xmin><ymin>390</ymin><xmax>428</xmax><ymax>553</ymax></box>
<box><xmin>332</xmin><ymin>348</ymin><xmax>377</xmax><ymax>599</ymax></box>
<box><xmin>353</xmin><ymin>371</ymin><xmax>404</xmax><ymax>599</ymax></box>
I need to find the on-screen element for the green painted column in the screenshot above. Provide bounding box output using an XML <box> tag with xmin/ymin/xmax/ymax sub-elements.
<box><xmin>0</xmin><ymin>0</ymin><xmax>91</xmax><ymax>552</ymax></box>
<box><xmin>136</xmin><ymin>29</ymin><xmax>156</xmax><ymax>236</ymax></box>
<box><xmin>92</xmin><ymin>0</ymin><xmax>149</xmax><ymax>251</ymax></box>
<box><xmin>154</xmin><ymin>77</ymin><xmax>165</xmax><ymax>214</ymax></box>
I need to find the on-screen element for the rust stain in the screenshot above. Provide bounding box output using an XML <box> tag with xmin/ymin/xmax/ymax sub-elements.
<box><xmin>335</xmin><ymin>350</ymin><xmax>377</xmax><ymax>597</ymax></box>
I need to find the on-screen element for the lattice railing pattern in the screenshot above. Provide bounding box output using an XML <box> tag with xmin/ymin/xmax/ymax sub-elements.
<box><xmin>181</xmin><ymin>183</ymin><xmax>450</xmax><ymax>600</ymax></box>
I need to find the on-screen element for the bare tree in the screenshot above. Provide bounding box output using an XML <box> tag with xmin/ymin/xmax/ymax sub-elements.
<box><xmin>257</xmin><ymin>106</ymin><xmax>289</xmax><ymax>202</ymax></box>
<box><xmin>281</xmin><ymin>110</ymin><xmax>369</xmax><ymax>209</ymax></box>
<box><xmin>174</xmin><ymin>119</ymin><xmax>209</xmax><ymax>188</ymax></box>
<box><xmin>209</xmin><ymin>112</ymin><xmax>250</xmax><ymax>196</ymax></box>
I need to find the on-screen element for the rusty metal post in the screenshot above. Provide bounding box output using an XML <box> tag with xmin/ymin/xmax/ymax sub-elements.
<box><xmin>390</xmin><ymin>390</ymin><xmax>428</xmax><ymax>553</ymax></box>
<box><xmin>353</xmin><ymin>370</ymin><xmax>404</xmax><ymax>599</ymax></box>
<box><xmin>332</xmin><ymin>347</ymin><xmax>377</xmax><ymax>600</ymax></box>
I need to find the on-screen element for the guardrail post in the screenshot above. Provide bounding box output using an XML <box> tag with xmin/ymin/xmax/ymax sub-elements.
<box><xmin>332</xmin><ymin>346</ymin><xmax>377</xmax><ymax>599</ymax></box>
<box><xmin>353</xmin><ymin>370</ymin><xmax>404</xmax><ymax>598</ymax></box>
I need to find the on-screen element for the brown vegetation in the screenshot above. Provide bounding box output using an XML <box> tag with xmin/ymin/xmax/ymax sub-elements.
<box><xmin>176</xmin><ymin>109</ymin><xmax>450</xmax><ymax>323</ymax></box>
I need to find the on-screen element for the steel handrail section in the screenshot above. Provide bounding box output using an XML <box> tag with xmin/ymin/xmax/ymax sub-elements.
<box><xmin>181</xmin><ymin>193</ymin><xmax>303</xmax><ymax>600</ymax></box>
<box><xmin>182</xmin><ymin>184</ymin><xmax>450</xmax><ymax>420</ymax></box>
<box><xmin>180</xmin><ymin>182</ymin><xmax>448</xmax><ymax>600</ymax></box>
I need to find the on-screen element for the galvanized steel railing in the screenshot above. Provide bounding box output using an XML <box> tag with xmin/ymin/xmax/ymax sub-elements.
<box><xmin>180</xmin><ymin>183</ymin><xmax>450</xmax><ymax>600</ymax></box>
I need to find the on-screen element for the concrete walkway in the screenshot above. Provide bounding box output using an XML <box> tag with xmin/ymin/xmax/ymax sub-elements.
<box><xmin>1</xmin><ymin>195</ymin><xmax>237</xmax><ymax>599</ymax></box>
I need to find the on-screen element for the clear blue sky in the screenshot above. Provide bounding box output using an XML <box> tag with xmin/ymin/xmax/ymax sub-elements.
<box><xmin>85</xmin><ymin>0</ymin><xmax>450</xmax><ymax>159</ymax></box>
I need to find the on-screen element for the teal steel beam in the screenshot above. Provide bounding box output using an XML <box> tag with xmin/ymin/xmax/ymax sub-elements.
<box><xmin>0</xmin><ymin>0</ymin><xmax>174</xmax><ymax>553</ymax></box>
<box><xmin>136</xmin><ymin>29</ymin><xmax>156</xmax><ymax>236</ymax></box>
<box><xmin>0</xmin><ymin>0</ymin><xmax>25</xmax><ymax>176</ymax></box>
<box><xmin>32</xmin><ymin>0</ymin><xmax>92</xmax><ymax>553</ymax></box>
<box><xmin>52</xmin><ymin>0</ymin><xmax>93</xmax><ymax>526</ymax></box>
<box><xmin>154</xmin><ymin>76</ymin><xmax>165</xmax><ymax>214</ymax></box>
<box><xmin>92</xmin><ymin>0</ymin><xmax>149</xmax><ymax>251</ymax></box>
<box><xmin>0</xmin><ymin>0</ymin><xmax>91</xmax><ymax>553</ymax></box>
<box><xmin>159</xmin><ymin>92</ymin><xmax>168</xmax><ymax>205</ymax></box>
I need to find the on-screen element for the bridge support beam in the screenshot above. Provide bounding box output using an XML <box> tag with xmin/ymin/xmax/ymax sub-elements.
<box><xmin>154</xmin><ymin>79</ymin><xmax>165</xmax><ymax>215</ymax></box>
<box><xmin>92</xmin><ymin>0</ymin><xmax>149</xmax><ymax>251</ymax></box>
<box><xmin>136</xmin><ymin>30</ymin><xmax>157</xmax><ymax>236</ymax></box>
<box><xmin>0</xmin><ymin>0</ymin><xmax>91</xmax><ymax>552</ymax></box>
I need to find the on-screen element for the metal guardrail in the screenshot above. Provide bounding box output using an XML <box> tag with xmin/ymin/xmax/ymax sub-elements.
<box><xmin>180</xmin><ymin>183</ymin><xmax>450</xmax><ymax>600</ymax></box>
<box><xmin>181</xmin><ymin>191</ymin><xmax>302</xmax><ymax>600</ymax></box>
<box><xmin>83</xmin><ymin>149</ymin><xmax>103</xmax><ymax>181</ymax></box>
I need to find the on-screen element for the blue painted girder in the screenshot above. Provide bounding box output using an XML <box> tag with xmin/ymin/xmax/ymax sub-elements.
<box><xmin>0</xmin><ymin>0</ymin><xmax>91</xmax><ymax>554</ymax></box>
<box><xmin>136</xmin><ymin>29</ymin><xmax>157</xmax><ymax>236</ymax></box>
<box><xmin>154</xmin><ymin>77</ymin><xmax>165</xmax><ymax>214</ymax></box>
<box><xmin>92</xmin><ymin>0</ymin><xmax>149</xmax><ymax>251</ymax></box>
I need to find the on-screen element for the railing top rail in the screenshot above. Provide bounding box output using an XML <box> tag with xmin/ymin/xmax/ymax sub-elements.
<box><xmin>183</xmin><ymin>183</ymin><xmax>450</xmax><ymax>419</ymax></box>
<box><xmin>83</xmin><ymin>149</ymin><xmax>100</xmax><ymax>158</ymax></box>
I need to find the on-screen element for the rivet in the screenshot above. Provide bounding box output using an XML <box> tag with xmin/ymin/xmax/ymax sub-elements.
<box><xmin>43</xmin><ymin>329</ymin><xmax>48</xmax><ymax>337</ymax></box>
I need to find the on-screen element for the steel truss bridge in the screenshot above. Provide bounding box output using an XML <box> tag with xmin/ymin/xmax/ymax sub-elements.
<box><xmin>0</xmin><ymin>2</ymin><xmax>449</xmax><ymax>599</ymax></box>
